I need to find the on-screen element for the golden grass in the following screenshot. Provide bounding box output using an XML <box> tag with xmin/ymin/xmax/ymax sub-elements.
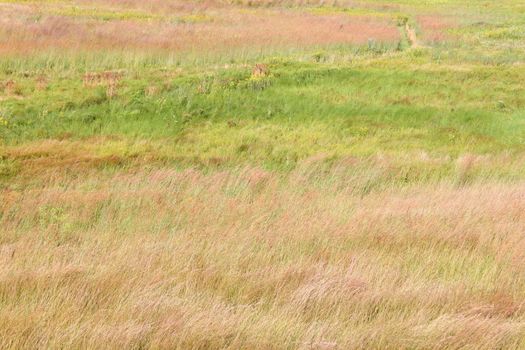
<box><xmin>2</xmin><ymin>166</ymin><xmax>525</xmax><ymax>349</ymax></box>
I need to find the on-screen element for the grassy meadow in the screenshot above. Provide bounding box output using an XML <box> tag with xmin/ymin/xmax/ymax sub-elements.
<box><xmin>1</xmin><ymin>0</ymin><xmax>525</xmax><ymax>348</ymax></box>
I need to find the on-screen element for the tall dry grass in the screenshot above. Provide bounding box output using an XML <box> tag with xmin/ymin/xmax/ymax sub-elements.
<box><xmin>0</xmin><ymin>2</ymin><xmax>400</xmax><ymax>55</ymax></box>
<box><xmin>2</xmin><ymin>165</ymin><xmax>525</xmax><ymax>349</ymax></box>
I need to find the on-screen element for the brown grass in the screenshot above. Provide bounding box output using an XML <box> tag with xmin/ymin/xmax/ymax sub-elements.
<box><xmin>83</xmin><ymin>70</ymin><xmax>125</xmax><ymax>87</ymax></box>
<box><xmin>2</xmin><ymin>165</ymin><xmax>525</xmax><ymax>349</ymax></box>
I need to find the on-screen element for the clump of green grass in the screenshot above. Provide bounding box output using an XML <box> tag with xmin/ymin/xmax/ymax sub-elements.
<box><xmin>1</xmin><ymin>56</ymin><xmax>525</xmax><ymax>170</ymax></box>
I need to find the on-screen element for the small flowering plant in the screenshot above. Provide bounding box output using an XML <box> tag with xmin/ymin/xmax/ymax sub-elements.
<box><xmin>0</xmin><ymin>110</ymin><xmax>11</xmax><ymax>131</ymax></box>
<box><xmin>0</xmin><ymin>115</ymin><xmax>8</xmax><ymax>126</ymax></box>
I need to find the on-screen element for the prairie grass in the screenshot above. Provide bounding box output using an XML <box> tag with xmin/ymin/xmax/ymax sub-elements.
<box><xmin>0</xmin><ymin>2</ymin><xmax>400</xmax><ymax>55</ymax></box>
<box><xmin>2</xmin><ymin>166</ymin><xmax>525</xmax><ymax>349</ymax></box>
<box><xmin>1</xmin><ymin>0</ymin><xmax>525</xmax><ymax>348</ymax></box>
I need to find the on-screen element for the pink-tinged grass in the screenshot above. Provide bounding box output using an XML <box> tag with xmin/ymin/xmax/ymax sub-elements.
<box><xmin>0</xmin><ymin>3</ymin><xmax>400</xmax><ymax>55</ymax></box>
<box><xmin>416</xmin><ymin>15</ymin><xmax>457</xmax><ymax>44</ymax></box>
<box><xmin>1</xmin><ymin>166</ymin><xmax>525</xmax><ymax>349</ymax></box>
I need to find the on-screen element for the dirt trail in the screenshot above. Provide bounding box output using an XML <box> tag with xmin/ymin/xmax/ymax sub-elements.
<box><xmin>405</xmin><ymin>23</ymin><xmax>420</xmax><ymax>48</ymax></box>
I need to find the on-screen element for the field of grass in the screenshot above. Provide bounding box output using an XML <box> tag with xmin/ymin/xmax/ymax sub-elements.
<box><xmin>1</xmin><ymin>0</ymin><xmax>525</xmax><ymax>349</ymax></box>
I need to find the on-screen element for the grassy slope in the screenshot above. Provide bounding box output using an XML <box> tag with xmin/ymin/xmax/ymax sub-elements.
<box><xmin>2</xmin><ymin>54</ymin><xmax>525</xmax><ymax>180</ymax></box>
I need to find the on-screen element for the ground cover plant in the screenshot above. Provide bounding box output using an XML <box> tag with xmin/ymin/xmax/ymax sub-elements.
<box><xmin>1</xmin><ymin>0</ymin><xmax>525</xmax><ymax>348</ymax></box>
